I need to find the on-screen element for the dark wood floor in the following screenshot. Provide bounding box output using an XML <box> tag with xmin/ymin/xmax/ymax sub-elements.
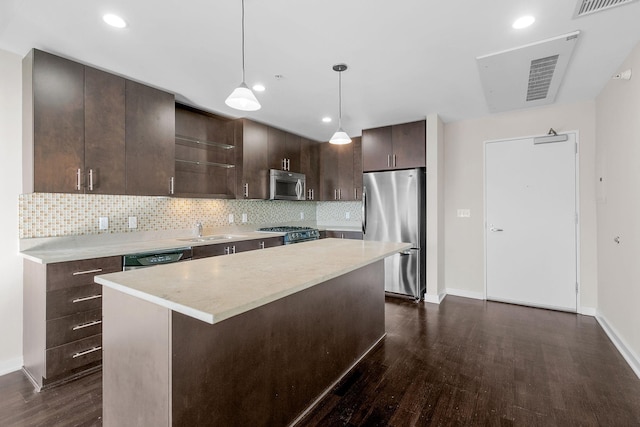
<box><xmin>2</xmin><ymin>296</ymin><xmax>640</xmax><ymax>426</ymax></box>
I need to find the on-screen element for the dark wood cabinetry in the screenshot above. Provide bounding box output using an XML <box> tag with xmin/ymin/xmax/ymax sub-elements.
<box><xmin>300</xmin><ymin>138</ymin><xmax>320</xmax><ymax>200</ymax></box>
<box><xmin>234</xmin><ymin>119</ymin><xmax>269</xmax><ymax>199</ymax></box>
<box><xmin>192</xmin><ymin>237</ymin><xmax>283</xmax><ymax>259</ymax></box>
<box><xmin>174</xmin><ymin>105</ymin><xmax>235</xmax><ymax>198</ymax></box>
<box><xmin>23</xmin><ymin>48</ymin><xmax>175</xmax><ymax>196</ymax></box>
<box><xmin>125</xmin><ymin>81</ymin><xmax>175</xmax><ymax>196</ymax></box>
<box><xmin>319</xmin><ymin>136</ymin><xmax>362</xmax><ymax>201</ymax></box>
<box><xmin>362</xmin><ymin>120</ymin><xmax>425</xmax><ymax>171</ymax></box>
<box><xmin>84</xmin><ymin>67</ymin><xmax>126</xmax><ymax>194</ymax></box>
<box><xmin>268</xmin><ymin>127</ymin><xmax>301</xmax><ymax>172</ymax></box>
<box><xmin>324</xmin><ymin>230</ymin><xmax>363</xmax><ymax>240</ymax></box>
<box><xmin>23</xmin><ymin>256</ymin><xmax>122</xmax><ymax>390</ymax></box>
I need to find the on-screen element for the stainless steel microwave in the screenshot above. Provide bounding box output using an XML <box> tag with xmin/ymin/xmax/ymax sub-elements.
<box><xmin>269</xmin><ymin>169</ymin><xmax>306</xmax><ymax>200</ymax></box>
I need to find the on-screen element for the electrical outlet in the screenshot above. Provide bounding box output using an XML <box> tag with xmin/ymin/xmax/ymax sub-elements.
<box><xmin>228</xmin><ymin>213</ymin><xmax>234</xmax><ymax>223</ymax></box>
<box><xmin>457</xmin><ymin>209</ymin><xmax>471</xmax><ymax>218</ymax></box>
<box><xmin>345</xmin><ymin>212</ymin><xmax>350</xmax><ymax>220</ymax></box>
<box><xmin>242</xmin><ymin>213</ymin><xmax>247</xmax><ymax>223</ymax></box>
<box><xmin>300</xmin><ymin>212</ymin><xmax>304</xmax><ymax>220</ymax></box>
<box><xmin>99</xmin><ymin>216</ymin><xmax>109</xmax><ymax>230</ymax></box>
<box><xmin>128</xmin><ymin>216</ymin><xmax>137</xmax><ymax>229</ymax></box>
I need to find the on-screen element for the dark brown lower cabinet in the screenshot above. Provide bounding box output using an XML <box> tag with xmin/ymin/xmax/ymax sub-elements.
<box><xmin>324</xmin><ymin>230</ymin><xmax>363</xmax><ymax>240</ymax></box>
<box><xmin>23</xmin><ymin>256</ymin><xmax>121</xmax><ymax>391</ymax></box>
<box><xmin>192</xmin><ymin>236</ymin><xmax>283</xmax><ymax>259</ymax></box>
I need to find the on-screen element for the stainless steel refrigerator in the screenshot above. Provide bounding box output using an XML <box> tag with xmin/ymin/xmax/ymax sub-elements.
<box><xmin>363</xmin><ymin>168</ymin><xmax>426</xmax><ymax>300</ymax></box>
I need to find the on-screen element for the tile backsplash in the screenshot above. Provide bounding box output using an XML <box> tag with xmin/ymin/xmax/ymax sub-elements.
<box><xmin>19</xmin><ymin>193</ymin><xmax>361</xmax><ymax>239</ymax></box>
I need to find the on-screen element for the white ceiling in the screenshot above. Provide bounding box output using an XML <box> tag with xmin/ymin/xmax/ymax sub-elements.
<box><xmin>1</xmin><ymin>0</ymin><xmax>640</xmax><ymax>141</ymax></box>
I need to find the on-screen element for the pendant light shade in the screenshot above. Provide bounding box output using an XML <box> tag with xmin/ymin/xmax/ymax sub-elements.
<box><xmin>226</xmin><ymin>0</ymin><xmax>261</xmax><ymax>111</ymax></box>
<box><xmin>329</xmin><ymin>63</ymin><xmax>351</xmax><ymax>145</ymax></box>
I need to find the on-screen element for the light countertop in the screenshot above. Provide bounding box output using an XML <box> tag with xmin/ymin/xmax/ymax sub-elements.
<box><xmin>94</xmin><ymin>239</ymin><xmax>410</xmax><ymax>325</ymax></box>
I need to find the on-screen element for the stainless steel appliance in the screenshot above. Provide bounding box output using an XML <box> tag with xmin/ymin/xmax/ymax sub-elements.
<box><xmin>269</xmin><ymin>169</ymin><xmax>306</xmax><ymax>201</ymax></box>
<box><xmin>363</xmin><ymin>168</ymin><xmax>426</xmax><ymax>300</ymax></box>
<box><xmin>122</xmin><ymin>247</ymin><xmax>193</xmax><ymax>271</ymax></box>
<box><xmin>257</xmin><ymin>226</ymin><xmax>320</xmax><ymax>244</ymax></box>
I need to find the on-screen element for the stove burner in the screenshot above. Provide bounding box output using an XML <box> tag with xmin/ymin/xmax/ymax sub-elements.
<box><xmin>258</xmin><ymin>226</ymin><xmax>314</xmax><ymax>232</ymax></box>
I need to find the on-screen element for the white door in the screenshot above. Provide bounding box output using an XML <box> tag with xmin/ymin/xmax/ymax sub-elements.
<box><xmin>485</xmin><ymin>134</ymin><xmax>577</xmax><ymax>312</ymax></box>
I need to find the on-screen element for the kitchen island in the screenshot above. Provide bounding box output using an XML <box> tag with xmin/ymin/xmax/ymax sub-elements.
<box><xmin>95</xmin><ymin>238</ymin><xmax>410</xmax><ymax>426</ymax></box>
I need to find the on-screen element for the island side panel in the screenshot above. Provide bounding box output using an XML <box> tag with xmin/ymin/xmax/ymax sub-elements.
<box><xmin>171</xmin><ymin>260</ymin><xmax>385</xmax><ymax>426</ymax></box>
<box><xmin>102</xmin><ymin>287</ymin><xmax>172</xmax><ymax>427</ymax></box>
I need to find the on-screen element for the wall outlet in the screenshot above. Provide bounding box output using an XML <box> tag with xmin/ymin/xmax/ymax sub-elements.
<box><xmin>128</xmin><ymin>216</ymin><xmax>137</xmax><ymax>229</ymax></box>
<box><xmin>228</xmin><ymin>213</ymin><xmax>234</xmax><ymax>223</ymax></box>
<box><xmin>457</xmin><ymin>209</ymin><xmax>471</xmax><ymax>218</ymax></box>
<box><xmin>300</xmin><ymin>212</ymin><xmax>304</xmax><ymax>220</ymax></box>
<box><xmin>242</xmin><ymin>213</ymin><xmax>247</xmax><ymax>223</ymax></box>
<box><xmin>345</xmin><ymin>212</ymin><xmax>350</xmax><ymax>220</ymax></box>
<box><xmin>99</xmin><ymin>216</ymin><xmax>109</xmax><ymax>230</ymax></box>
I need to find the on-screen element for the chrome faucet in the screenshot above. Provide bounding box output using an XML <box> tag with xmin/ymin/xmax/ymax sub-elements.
<box><xmin>195</xmin><ymin>221</ymin><xmax>203</xmax><ymax>237</ymax></box>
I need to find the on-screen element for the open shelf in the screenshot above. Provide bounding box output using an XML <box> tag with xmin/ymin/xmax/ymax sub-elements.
<box><xmin>175</xmin><ymin>135</ymin><xmax>234</xmax><ymax>150</ymax></box>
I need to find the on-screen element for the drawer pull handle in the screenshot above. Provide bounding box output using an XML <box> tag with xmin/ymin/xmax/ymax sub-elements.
<box><xmin>72</xmin><ymin>320</ymin><xmax>102</xmax><ymax>331</ymax></box>
<box><xmin>72</xmin><ymin>294</ymin><xmax>102</xmax><ymax>303</ymax></box>
<box><xmin>72</xmin><ymin>346</ymin><xmax>102</xmax><ymax>359</ymax></box>
<box><xmin>72</xmin><ymin>268</ymin><xmax>103</xmax><ymax>276</ymax></box>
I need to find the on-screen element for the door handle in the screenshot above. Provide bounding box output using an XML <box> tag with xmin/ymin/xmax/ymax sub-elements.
<box><xmin>490</xmin><ymin>227</ymin><xmax>504</xmax><ymax>232</ymax></box>
<box><xmin>362</xmin><ymin>187</ymin><xmax>367</xmax><ymax>234</ymax></box>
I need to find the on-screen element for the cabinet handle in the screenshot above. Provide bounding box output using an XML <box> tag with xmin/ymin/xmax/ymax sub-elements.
<box><xmin>387</xmin><ymin>155</ymin><xmax>391</xmax><ymax>168</ymax></box>
<box><xmin>287</xmin><ymin>159</ymin><xmax>290</xmax><ymax>170</ymax></box>
<box><xmin>259</xmin><ymin>241</ymin><xmax>265</xmax><ymax>249</ymax></box>
<box><xmin>311</xmin><ymin>189</ymin><xmax>314</xmax><ymax>200</ymax></box>
<box><xmin>244</xmin><ymin>183</ymin><xmax>249</xmax><ymax>198</ymax></box>
<box><xmin>282</xmin><ymin>158</ymin><xmax>286</xmax><ymax>170</ymax></box>
<box><xmin>224</xmin><ymin>246</ymin><xmax>230</xmax><ymax>255</ymax></box>
<box><xmin>393</xmin><ymin>154</ymin><xmax>397</xmax><ymax>167</ymax></box>
<box><xmin>354</xmin><ymin>188</ymin><xmax>357</xmax><ymax>200</ymax></box>
<box><xmin>76</xmin><ymin>168</ymin><xmax>82</xmax><ymax>191</ymax></box>
<box><xmin>72</xmin><ymin>268</ymin><xmax>103</xmax><ymax>276</ymax></box>
<box><xmin>72</xmin><ymin>320</ymin><xmax>102</xmax><ymax>331</ymax></box>
<box><xmin>88</xmin><ymin>169</ymin><xmax>94</xmax><ymax>191</ymax></box>
<box><xmin>232</xmin><ymin>245</ymin><xmax>236</xmax><ymax>254</ymax></box>
<box><xmin>72</xmin><ymin>346</ymin><xmax>102</xmax><ymax>359</ymax></box>
<box><xmin>72</xmin><ymin>294</ymin><xmax>102</xmax><ymax>303</ymax></box>
<box><xmin>334</xmin><ymin>189</ymin><xmax>337</xmax><ymax>200</ymax></box>
<box><xmin>169</xmin><ymin>177</ymin><xmax>175</xmax><ymax>195</ymax></box>
<box><xmin>338</xmin><ymin>188</ymin><xmax>342</xmax><ymax>200</ymax></box>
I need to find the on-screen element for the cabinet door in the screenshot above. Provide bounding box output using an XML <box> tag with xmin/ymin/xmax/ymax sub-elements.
<box><xmin>125</xmin><ymin>80</ymin><xmax>175</xmax><ymax>196</ymax></box>
<box><xmin>392</xmin><ymin>120</ymin><xmax>426</xmax><ymax>169</ymax></box>
<box><xmin>238</xmin><ymin>120</ymin><xmax>269</xmax><ymax>199</ymax></box>
<box><xmin>192</xmin><ymin>244</ymin><xmax>227</xmax><ymax>259</ymax></box>
<box><xmin>352</xmin><ymin>136</ymin><xmax>363</xmax><ymax>201</ymax></box>
<box><xmin>300</xmin><ymin>138</ymin><xmax>320</xmax><ymax>200</ymax></box>
<box><xmin>285</xmin><ymin>132</ymin><xmax>301</xmax><ymax>172</ymax></box>
<box><xmin>319</xmin><ymin>143</ymin><xmax>340</xmax><ymax>200</ymax></box>
<box><xmin>268</xmin><ymin>127</ymin><xmax>287</xmax><ymax>170</ymax></box>
<box><xmin>337</xmin><ymin>142</ymin><xmax>355</xmax><ymax>201</ymax></box>
<box><xmin>361</xmin><ymin>126</ymin><xmax>392</xmax><ymax>172</ymax></box>
<box><xmin>30</xmin><ymin>49</ymin><xmax>85</xmax><ymax>193</ymax></box>
<box><xmin>84</xmin><ymin>67</ymin><xmax>126</xmax><ymax>194</ymax></box>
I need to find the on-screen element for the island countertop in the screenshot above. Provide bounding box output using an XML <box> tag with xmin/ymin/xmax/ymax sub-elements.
<box><xmin>94</xmin><ymin>238</ymin><xmax>410</xmax><ymax>325</ymax></box>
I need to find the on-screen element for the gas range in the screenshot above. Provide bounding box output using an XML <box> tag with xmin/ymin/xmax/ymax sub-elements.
<box><xmin>257</xmin><ymin>226</ymin><xmax>320</xmax><ymax>245</ymax></box>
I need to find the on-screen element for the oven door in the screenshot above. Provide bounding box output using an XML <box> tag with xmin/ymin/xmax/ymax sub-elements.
<box><xmin>270</xmin><ymin>169</ymin><xmax>306</xmax><ymax>201</ymax></box>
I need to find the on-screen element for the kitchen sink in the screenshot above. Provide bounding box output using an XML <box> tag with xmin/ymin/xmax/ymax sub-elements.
<box><xmin>178</xmin><ymin>234</ymin><xmax>246</xmax><ymax>243</ymax></box>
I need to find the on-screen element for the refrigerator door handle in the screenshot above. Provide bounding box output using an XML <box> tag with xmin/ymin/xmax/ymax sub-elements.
<box><xmin>362</xmin><ymin>186</ymin><xmax>367</xmax><ymax>234</ymax></box>
<box><xmin>400</xmin><ymin>250</ymin><xmax>412</xmax><ymax>255</ymax></box>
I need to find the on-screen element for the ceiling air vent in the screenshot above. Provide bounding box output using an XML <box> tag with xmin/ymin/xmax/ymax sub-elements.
<box><xmin>476</xmin><ymin>31</ymin><xmax>580</xmax><ymax>113</ymax></box>
<box><xmin>574</xmin><ymin>0</ymin><xmax>639</xmax><ymax>17</ymax></box>
<box><xmin>526</xmin><ymin>55</ymin><xmax>559</xmax><ymax>101</ymax></box>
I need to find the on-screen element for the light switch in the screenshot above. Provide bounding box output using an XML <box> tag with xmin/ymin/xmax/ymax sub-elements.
<box><xmin>99</xmin><ymin>216</ymin><xmax>109</xmax><ymax>230</ymax></box>
<box><xmin>128</xmin><ymin>216</ymin><xmax>137</xmax><ymax>229</ymax></box>
<box><xmin>457</xmin><ymin>209</ymin><xmax>471</xmax><ymax>218</ymax></box>
<box><xmin>228</xmin><ymin>214</ymin><xmax>234</xmax><ymax>223</ymax></box>
<box><xmin>345</xmin><ymin>212</ymin><xmax>350</xmax><ymax>220</ymax></box>
<box><xmin>242</xmin><ymin>213</ymin><xmax>248</xmax><ymax>223</ymax></box>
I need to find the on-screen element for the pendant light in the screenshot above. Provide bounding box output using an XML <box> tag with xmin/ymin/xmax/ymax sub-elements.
<box><xmin>225</xmin><ymin>0</ymin><xmax>261</xmax><ymax>111</ymax></box>
<box><xmin>329</xmin><ymin>64</ymin><xmax>351</xmax><ymax>145</ymax></box>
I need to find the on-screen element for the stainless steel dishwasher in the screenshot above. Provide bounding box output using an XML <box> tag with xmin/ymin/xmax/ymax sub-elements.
<box><xmin>122</xmin><ymin>247</ymin><xmax>193</xmax><ymax>271</ymax></box>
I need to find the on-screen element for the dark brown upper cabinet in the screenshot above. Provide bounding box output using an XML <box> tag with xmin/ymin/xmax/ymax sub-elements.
<box><xmin>234</xmin><ymin>119</ymin><xmax>269</xmax><ymax>199</ymax></box>
<box><xmin>23</xmin><ymin>49</ymin><xmax>85</xmax><ymax>193</ymax></box>
<box><xmin>362</xmin><ymin>120</ymin><xmax>426</xmax><ymax>171</ymax></box>
<box><xmin>174</xmin><ymin>105</ymin><xmax>235</xmax><ymax>198</ymax></box>
<box><xmin>84</xmin><ymin>67</ymin><xmax>126</xmax><ymax>194</ymax></box>
<box><xmin>319</xmin><ymin>136</ymin><xmax>362</xmax><ymax>201</ymax></box>
<box><xmin>268</xmin><ymin>127</ymin><xmax>300</xmax><ymax>172</ymax></box>
<box><xmin>300</xmin><ymin>138</ymin><xmax>320</xmax><ymax>200</ymax></box>
<box><xmin>125</xmin><ymin>80</ymin><xmax>175</xmax><ymax>196</ymax></box>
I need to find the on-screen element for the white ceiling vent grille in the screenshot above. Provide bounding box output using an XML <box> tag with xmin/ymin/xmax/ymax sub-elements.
<box><xmin>574</xmin><ymin>0</ymin><xmax>639</xmax><ymax>18</ymax></box>
<box><xmin>526</xmin><ymin>55</ymin><xmax>559</xmax><ymax>101</ymax></box>
<box><xmin>476</xmin><ymin>31</ymin><xmax>580</xmax><ymax>114</ymax></box>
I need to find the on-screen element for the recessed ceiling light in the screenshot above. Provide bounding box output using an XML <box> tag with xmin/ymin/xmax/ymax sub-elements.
<box><xmin>252</xmin><ymin>84</ymin><xmax>265</xmax><ymax>92</ymax></box>
<box><xmin>322</xmin><ymin>117</ymin><xmax>332</xmax><ymax>123</ymax></box>
<box><xmin>512</xmin><ymin>15</ymin><xmax>535</xmax><ymax>29</ymax></box>
<box><xmin>103</xmin><ymin>14</ymin><xmax>127</xmax><ymax>29</ymax></box>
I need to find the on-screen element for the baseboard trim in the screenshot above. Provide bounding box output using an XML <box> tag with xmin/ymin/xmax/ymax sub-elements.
<box><xmin>0</xmin><ymin>357</ymin><xmax>23</xmax><ymax>377</ymax></box>
<box><xmin>596</xmin><ymin>313</ymin><xmax>640</xmax><ymax>379</ymax></box>
<box><xmin>446</xmin><ymin>288</ymin><xmax>485</xmax><ymax>300</ymax></box>
<box><xmin>578</xmin><ymin>306</ymin><xmax>597</xmax><ymax>316</ymax></box>
<box><xmin>424</xmin><ymin>292</ymin><xmax>446</xmax><ymax>304</ymax></box>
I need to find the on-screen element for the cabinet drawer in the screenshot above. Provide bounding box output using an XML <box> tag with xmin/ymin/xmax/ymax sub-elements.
<box><xmin>47</xmin><ymin>256</ymin><xmax>121</xmax><ymax>291</ymax></box>
<box><xmin>192</xmin><ymin>244</ymin><xmax>227</xmax><ymax>259</ymax></box>
<box><xmin>46</xmin><ymin>309</ymin><xmax>102</xmax><ymax>348</ymax></box>
<box><xmin>46</xmin><ymin>283</ymin><xmax>103</xmax><ymax>320</ymax></box>
<box><xmin>45</xmin><ymin>334</ymin><xmax>102</xmax><ymax>379</ymax></box>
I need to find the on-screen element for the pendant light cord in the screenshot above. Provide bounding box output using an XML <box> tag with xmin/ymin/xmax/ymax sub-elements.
<box><xmin>338</xmin><ymin>70</ymin><xmax>342</xmax><ymax>128</ymax></box>
<box><xmin>241</xmin><ymin>0</ymin><xmax>246</xmax><ymax>82</ymax></box>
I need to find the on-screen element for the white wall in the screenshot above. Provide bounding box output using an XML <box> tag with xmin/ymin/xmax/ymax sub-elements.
<box><xmin>426</xmin><ymin>114</ymin><xmax>445</xmax><ymax>301</ymax></box>
<box><xmin>595</xmin><ymin>43</ymin><xmax>640</xmax><ymax>375</ymax></box>
<box><xmin>0</xmin><ymin>49</ymin><xmax>23</xmax><ymax>374</ymax></box>
<box><xmin>443</xmin><ymin>100</ymin><xmax>598</xmax><ymax>311</ymax></box>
